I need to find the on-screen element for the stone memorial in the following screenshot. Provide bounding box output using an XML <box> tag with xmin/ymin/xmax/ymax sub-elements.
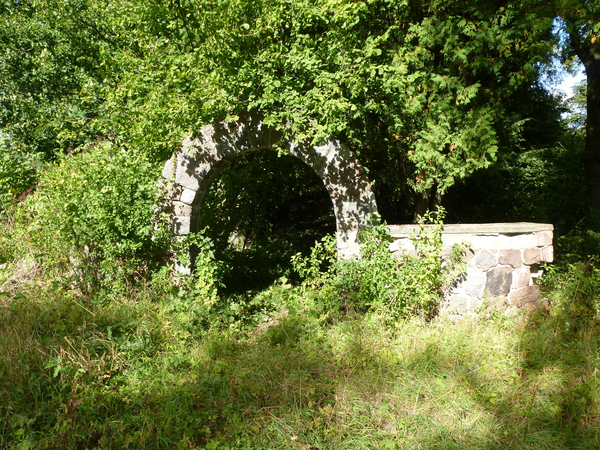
<box><xmin>387</xmin><ymin>223</ymin><xmax>554</xmax><ymax>316</ymax></box>
<box><xmin>163</xmin><ymin>115</ymin><xmax>554</xmax><ymax>316</ymax></box>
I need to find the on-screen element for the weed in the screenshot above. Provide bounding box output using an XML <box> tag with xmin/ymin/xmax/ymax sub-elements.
<box><xmin>293</xmin><ymin>209</ymin><xmax>468</xmax><ymax>321</ymax></box>
<box><xmin>2</xmin><ymin>271</ymin><xmax>599</xmax><ymax>449</ymax></box>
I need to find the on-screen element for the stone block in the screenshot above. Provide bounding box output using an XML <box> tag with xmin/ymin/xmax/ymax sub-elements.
<box><xmin>463</xmin><ymin>247</ymin><xmax>476</xmax><ymax>263</ymax></box>
<box><xmin>485</xmin><ymin>296</ymin><xmax>508</xmax><ymax>313</ymax></box>
<box><xmin>441</xmin><ymin>233</ymin><xmax>474</xmax><ymax>247</ymax></box>
<box><xmin>173</xmin><ymin>216</ymin><xmax>191</xmax><ymax>235</ymax></box>
<box><xmin>461</xmin><ymin>233</ymin><xmax>536</xmax><ymax>250</ymax></box>
<box><xmin>175</xmin><ymin>259</ymin><xmax>191</xmax><ymax>275</ymax></box>
<box><xmin>453</xmin><ymin>234</ymin><xmax>497</xmax><ymax>249</ymax></box>
<box><xmin>508</xmin><ymin>285</ymin><xmax>540</xmax><ymax>308</ymax></box>
<box><xmin>447</xmin><ymin>295</ymin><xmax>467</xmax><ymax>315</ymax></box>
<box><xmin>504</xmin><ymin>233</ymin><xmax>538</xmax><ymax>249</ymax></box>
<box><xmin>536</xmin><ymin>230</ymin><xmax>553</xmax><ymax>247</ymax></box>
<box><xmin>448</xmin><ymin>271</ymin><xmax>468</xmax><ymax>295</ymax></box>
<box><xmin>393</xmin><ymin>237</ymin><xmax>415</xmax><ymax>251</ymax></box>
<box><xmin>175</xmin><ymin>167</ymin><xmax>200</xmax><ymax>191</ymax></box>
<box><xmin>464</xmin><ymin>269</ymin><xmax>486</xmax><ymax>297</ymax></box>
<box><xmin>246</xmin><ymin>118</ymin><xmax>274</xmax><ymax>149</ymax></box>
<box><xmin>467</xmin><ymin>297</ymin><xmax>481</xmax><ymax>312</ymax></box>
<box><xmin>172</xmin><ymin>201</ymin><xmax>192</xmax><ymax>217</ymax></box>
<box><xmin>174</xmin><ymin>151</ymin><xmax>202</xmax><ymax>191</ymax></box>
<box><xmin>541</xmin><ymin>246</ymin><xmax>554</xmax><ymax>262</ymax></box>
<box><xmin>180</xmin><ymin>188</ymin><xmax>197</xmax><ymax>205</ymax></box>
<box><xmin>512</xmin><ymin>267</ymin><xmax>531</xmax><ymax>289</ymax></box>
<box><xmin>521</xmin><ymin>302</ymin><xmax>539</xmax><ymax>313</ymax></box>
<box><xmin>341</xmin><ymin>200</ymin><xmax>358</xmax><ymax>214</ymax></box>
<box><xmin>521</xmin><ymin>300</ymin><xmax>549</xmax><ymax>314</ymax></box>
<box><xmin>485</xmin><ymin>266</ymin><xmax>513</xmax><ymax>297</ymax></box>
<box><xmin>523</xmin><ymin>248</ymin><xmax>541</xmax><ymax>265</ymax></box>
<box><xmin>337</xmin><ymin>230</ymin><xmax>360</xmax><ymax>259</ymax></box>
<box><xmin>162</xmin><ymin>156</ymin><xmax>175</xmax><ymax>179</ymax></box>
<box><xmin>443</xmin><ymin>232</ymin><xmax>536</xmax><ymax>250</ymax></box>
<box><xmin>164</xmin><ymin>182</ymin><xmax>183</xmax><ymax>201</ymax></box>
<box><xmin>472</xmin><ymin>250</ymin><xmax>497</xmax><ymax>271</ymax></box>
<box><xmin>195</xmin><ymin>163</ymin><xmax>212</xmax><ymax>178</ymax></box>
<box><xmin>498</xmin><ymin>249</ymin><xmax>522</xmax><ymax>268</ymax></box>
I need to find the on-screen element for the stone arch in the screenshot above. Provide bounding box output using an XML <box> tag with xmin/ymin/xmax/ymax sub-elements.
<box><xmin>162</xmin><ymin>114</ymin><xmax>378</xmax><ymax>269</ymax></box>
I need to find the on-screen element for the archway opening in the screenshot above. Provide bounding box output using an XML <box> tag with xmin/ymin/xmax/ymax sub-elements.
<box><xmin>201</xmin><ymin>150</ymin><xmax>336</xmax><ymax>295</ymax></box>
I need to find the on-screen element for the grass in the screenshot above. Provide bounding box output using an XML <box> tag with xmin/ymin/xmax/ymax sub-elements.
<box><xmin>1</xmin><ymin>263</ymin><xmax>600</xmax><ymax>449</ymax></box>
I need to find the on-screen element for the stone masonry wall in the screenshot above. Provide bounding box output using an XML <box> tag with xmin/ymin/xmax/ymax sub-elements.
<box><xmin>163</xmin><ymin>113</ymin><xmax>378</xmax><ymax>273</ymax></box>
<box><xmin>387</xmin><ymin>223</ymin><xmax>554</xmax><ymax>317</ymax></box>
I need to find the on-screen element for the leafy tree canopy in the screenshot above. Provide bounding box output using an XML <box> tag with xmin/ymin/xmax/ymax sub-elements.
<box><xmin>0</xmin><ymin>0</ymin><xmax>120</xmax><ymax>158</ymax></box>
<box><xmin>0</xmin><ymin>0</ymin><xmax>575</xmax><ymax>215</ymax></box>
<box><xmin>553</xmin><ymin>0</ymin><xmax>600</xmax><ymax>208</ymax></box>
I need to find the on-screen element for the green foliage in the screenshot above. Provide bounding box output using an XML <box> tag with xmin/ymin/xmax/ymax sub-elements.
<box><xmin>0</xmin><ymin>0</ymin><xmax>116</xmax><ymax>159</ymax></box>
<box><xmin>294</xmin><ymin>210</ymin><xmax>468</xmax><ymax>320</ymax></box>
<box><xmin>123</xmin><ymin>0</ymin><xmax>555</xmax><ymax>196</ymax></box>
<box><xmin>565</xmin><ymin>80</ymin><xmax>587</xmax><ymax>130</ymax></box>
<box><xmin>0</xmin><ymin>136</ymin><xmax>39</xmax><ymax>215</ymax></box>
<box><xmin>0</xmin><ymin>0</ymin><xmax>596</xmax><ymax>223</ymax></box>
<box><xmin>0</xmin><ymin>0</ymin><xmax>562</xmax><ymax>215</ymax></box>
<box><xmin>203</xmin><ymin>151</ymin><xmax>335</xmax><ymax>294</ymax></box>
<box><xmin>16</xmin><ymin>140</ymin><xmax>172</xmax><ymax>293</ymax></box>
<box><xmin>445</xmin><ymin>133</ymin><xmax>587</xmax><ymax>233</ymax></box>
<box><xmin>544</xmin><ymin>259</ymin><xmax>600</xmax><ymax>327</ymax></box>
<box><xmin>292</xmin><ymin>234</ymin><xmax>338</xmax><ymax>284</ymax></box>
<box><xmin>438</xmin><ymin>76</ymin><xmax>589</xmax><ymax>232</ymax></box>
<box><xmin>1</xmin><ymin>1</ymin><xmax>600</xmax><ymax>445</ymax></box>
<box><xmin>541</xmin><ymin>225</ymin><xmax>600</xmax><ymax>326</ymax></box>
<box><xmin>3</xmin><ymin>273</ymin><xmax>600</xmax><ymax>449</ymax></box>
<box><xmin>554</xmin><ymin>1</ymin><xmax>600</xmax><ymax>63</ymax></box>
<box><xmin>553</xmin><ymin>1</ymin><xmax>600</xmax><ymax>210</ymax></box>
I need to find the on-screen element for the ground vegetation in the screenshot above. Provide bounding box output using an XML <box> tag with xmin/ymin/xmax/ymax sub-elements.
<box><xmin>1</xmin><ymin>1</ymin><xmax>600</xmax><ymax>447</ymax></box>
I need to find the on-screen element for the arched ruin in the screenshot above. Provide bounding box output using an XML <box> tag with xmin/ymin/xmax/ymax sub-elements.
<box><xmin>162</xmin><ymin>114</ymin><xmax>378</xmax><ymax>271</ymax></box>
<box><xmin>161</xmin><ymin>114</ymin><xmax>555</xmax><ymax>315</ymax></box>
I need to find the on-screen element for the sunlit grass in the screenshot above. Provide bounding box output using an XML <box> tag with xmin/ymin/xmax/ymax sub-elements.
<box><xmin>1</xmin><ymin>277</ymin><xmax>600</xmax><ymax>449</ymax></box>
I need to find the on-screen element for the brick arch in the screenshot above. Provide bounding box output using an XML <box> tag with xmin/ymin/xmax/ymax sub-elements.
<box><xmin>162</xmin><ymin>114</ymin><xmax>378</xmax><ymax>270</ymax></box>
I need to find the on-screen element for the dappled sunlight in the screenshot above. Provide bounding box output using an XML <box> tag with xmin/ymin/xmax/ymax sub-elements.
<box><xmin>2</xmin><ymin>278</ymin><xmax>600</xmax><ymax>448</ymax></box>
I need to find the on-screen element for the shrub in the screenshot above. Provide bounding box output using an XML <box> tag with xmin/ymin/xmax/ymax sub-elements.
<box><xmin>15</xmin><ymin>141</ymin><xmax>174</xmax><ymax>293</ymax></box>
<box><xmin>541</xmin><ymin>226</ymin><xmax>600</xmax><ymax>327</ymax></box>
<box><xmin>293</xmin><ymin>210</ymin><xmax>467</xmax><ymax>321</ymax></box>
<box><xmin>0</xmin><ymin>136</ymin><xmax>39</xmax><ymax>217</ymax></box>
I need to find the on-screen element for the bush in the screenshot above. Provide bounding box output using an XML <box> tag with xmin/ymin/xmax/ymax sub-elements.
<box><xmin>0</xmin><ymin>136</ymin><xmax>39</xmax><ymax>217</ymax></box>
<box><xmin>293</xmin><ymin>210</ymin><xmax>467</xmax><ymax>321</ymax></box>
<box><xmin>14</xmin><ymin>141</ymin><xmax>174</xmax><ymax>293</ymax></box>
<box><xmin>541</xmin><ymin>226</ymin><xmax>600</xmax><ymax>327</ymax></box>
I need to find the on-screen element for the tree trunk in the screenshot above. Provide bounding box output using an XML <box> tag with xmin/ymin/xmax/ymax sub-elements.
<box><xmin>413</xmin><ymin>187</ymin><xmax>442</xmax><ymax>223</ymax></box>
<box><xmin>584</xmin><ymin>56</ymin><xmax>600</xmax><ymax>212</ymax></box>
<box><xmin>571</xmin><ymin>32</ymin><xmax>600</xmax><ymax>214</ymax></box>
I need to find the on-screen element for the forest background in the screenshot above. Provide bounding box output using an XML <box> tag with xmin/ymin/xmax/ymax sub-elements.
<box><xmin>1</xmin><ymin>1</ymin><xmax>600</xmax><ymax>449</ymax></box>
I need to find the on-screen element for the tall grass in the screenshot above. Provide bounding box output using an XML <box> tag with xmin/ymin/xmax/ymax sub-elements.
<box><xmin>1</xmin><ymin>265</ymin><xmax>599</xmax><ymax>449</ymax></box>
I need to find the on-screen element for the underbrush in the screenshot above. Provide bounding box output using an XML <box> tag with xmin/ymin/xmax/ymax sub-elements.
<box><xmin>1</xmin><ymin>148</ymin><xmax>599</xmax><ymax>449</ymax></box>
<box><xmin>292</xmin><ymin>212</ymin><xmax>468</xmax><ymax>321</ymax></box>
<box><xmin>2</xmin><ymin>268</ymin><xmax>600</xmax><ymax>449</ymax></box>
<box><xmin>541</xmin><ymin>225</ymin><xmax>600</xmax><ymax>328</ymax></box>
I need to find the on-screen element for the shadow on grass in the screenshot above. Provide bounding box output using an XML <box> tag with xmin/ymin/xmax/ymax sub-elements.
<box><xmin>417</xmin><ymin>309</ymin><xmax>600</xmax><ymax>450</ymax></box>
<box><xmin>2</xmin><ymin>289</ymin><xmax>600</xmax><ymax>449</ymax></box>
